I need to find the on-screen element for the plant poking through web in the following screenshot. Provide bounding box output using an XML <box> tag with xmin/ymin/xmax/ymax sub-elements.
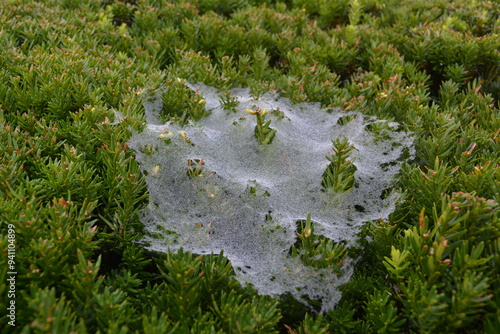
<box><xmin>246</xmin><ymin>108</ymin><xmax>276</xmax><ymax>144</ymax></box>
<box><xmin>186</xmin><ymin>158</ymin><xmax>215</xmax><ymax>178</ymax></box>
<box><xmin>290</xmin><ymin>213</ymin><xmax>349</xmax><ymax>272</ymax></box>
<box><xmin>322</xmin><ymin>137</ymin><xmax>357</xmax><ymax>193</ymax></box>
<box><xmin>161</xmin><ymin>79</ymin><xmax>208</xmax><ymax>125</ymax></box>
<box><xmin>219</xmin><ymin>90</ymin><xmax>239</xmax><ymax>111</ymax></box>
<box><xmin>186</xmin><ymin>158</ymin><xmax>205</xmax><ymax>178</ymax></box>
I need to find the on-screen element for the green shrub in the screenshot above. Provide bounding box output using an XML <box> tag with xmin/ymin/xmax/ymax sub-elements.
<box><xmin>0</xmin><ymin>0</ymin><xmax>498</xmax><ymax>332</ymax></box>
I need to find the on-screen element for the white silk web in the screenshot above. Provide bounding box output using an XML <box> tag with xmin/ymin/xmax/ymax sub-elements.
<box><xmin>127</xmin><ymin>83</ymin><xmax>414</xmax><ymax>312</ymax></box>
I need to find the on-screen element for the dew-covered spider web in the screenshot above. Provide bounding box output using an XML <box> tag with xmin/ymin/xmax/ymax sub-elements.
<box><xmin>127</xmin><ymin>82</ymin><xmax>414</xmax><ymax>312</ymax></box>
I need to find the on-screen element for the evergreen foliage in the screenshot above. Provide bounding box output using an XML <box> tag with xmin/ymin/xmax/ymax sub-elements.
<box><xmin>0</xmin><ymin>0</ymin><xmax>498</xmax><ymax>332</ymax></box>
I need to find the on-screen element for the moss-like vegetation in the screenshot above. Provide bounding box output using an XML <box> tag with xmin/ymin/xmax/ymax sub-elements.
<box><xmin>0</xmin><ymin>0</ymin><xmax>498</xmax><ymax>332</ymax></box>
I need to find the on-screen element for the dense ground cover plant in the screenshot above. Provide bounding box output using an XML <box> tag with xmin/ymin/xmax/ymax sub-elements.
<box><xmin>0</xmin><ymin>0</ymin><xmax>498</xmax><ymax>332</ymax></box>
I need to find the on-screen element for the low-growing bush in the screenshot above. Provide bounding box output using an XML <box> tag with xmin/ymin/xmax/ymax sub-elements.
<box><xmin>0</xmin><ymin>0</ymin><xmax>498</xmax><ymax>332</ymax></box>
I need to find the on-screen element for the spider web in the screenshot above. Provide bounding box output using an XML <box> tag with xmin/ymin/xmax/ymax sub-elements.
<box><xmin>127</xmin><ymin>83</ymin><xmax>414</xmax><ymax>312</ymax></box>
